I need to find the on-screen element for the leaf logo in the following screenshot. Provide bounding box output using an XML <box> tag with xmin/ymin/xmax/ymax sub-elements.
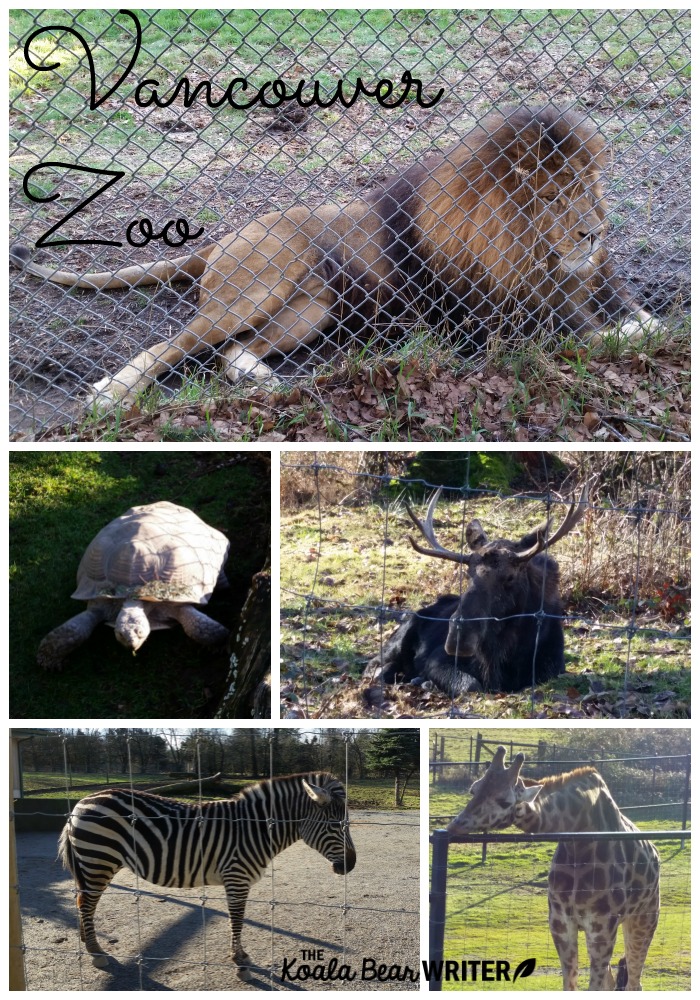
<box><xmin>512</xmin><ymin>958</ymin><xmax>537</xmax><ymax>981</ymax></box>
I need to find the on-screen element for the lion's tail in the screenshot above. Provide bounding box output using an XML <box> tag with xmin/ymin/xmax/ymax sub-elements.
<box><xmin>9</xmin><ymin>243</ymin><xmax>210</xmax><ymax>290</ymax></box>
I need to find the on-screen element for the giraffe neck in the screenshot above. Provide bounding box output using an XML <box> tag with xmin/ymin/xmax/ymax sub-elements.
<box><xmin>514</xmin><ymin>768</ymin><xmax>631</xmax><ymax>835</ymax></box>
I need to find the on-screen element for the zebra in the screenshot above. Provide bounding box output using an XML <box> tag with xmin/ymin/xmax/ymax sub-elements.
<box><xmin>59</xmin><ymin>771</ymin><xmax>356</xmax><ymax>979</ymax></box>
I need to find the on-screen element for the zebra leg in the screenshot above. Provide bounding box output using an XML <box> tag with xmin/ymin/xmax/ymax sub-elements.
<box><xmin>221</xmin><ymin>870</ymin><xmax>253</xmax><ymax>980</ymax></box>
<box><xmin>76</xmin><ymin>888</ymin><xmax>111</xmax><ymax>968</ymax></box>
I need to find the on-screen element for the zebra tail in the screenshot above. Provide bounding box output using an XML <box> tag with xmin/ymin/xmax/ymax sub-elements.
<box><xmin>58</xmin><ymin>821</ymin><xmax>85</xmax><ymax>896</ymax></box>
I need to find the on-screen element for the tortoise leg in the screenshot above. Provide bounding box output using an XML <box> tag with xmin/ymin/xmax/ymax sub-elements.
<box><xmin>174</xmin><ymin>605</ymin><xmax>230</xmax><ymax>647</ymax></box>
<box><xmin>37</xmin><ymin>604</ymin><xmax>111</xmax><ymax>669</ymax></box>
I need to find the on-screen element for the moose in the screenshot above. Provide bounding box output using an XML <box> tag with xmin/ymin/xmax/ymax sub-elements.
<box><xmin>364</xmin><ymin>488</ymin><xmax>588</xmax><ymax>694</ymax></box>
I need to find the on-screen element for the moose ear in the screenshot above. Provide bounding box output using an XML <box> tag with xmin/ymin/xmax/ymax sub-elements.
<box><xmin>466</xmin><ymin>519</ymin><xmax>488</xmax><ymax>551</ymax></box>
<box><xmin>302</xmin><ymin>779</ymin><xmax>332</xmax><ymax>806</ymax></box>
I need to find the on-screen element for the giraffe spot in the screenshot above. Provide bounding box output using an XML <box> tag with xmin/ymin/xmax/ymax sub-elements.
<box><xmin>593</xmin><ymin>896</ymin><xmax>611</xmax><ymax>914</ymax></box>
<box><xmin>611</xmin><ymin>888</ymin><xmax>625</xmax><ymax>908</ymax></box>
<box><xmin>609</xmin><ymin>866</ymin><xmax>624</xmax><ymax>886</ymax></box>
<box><xmin>549</xmin><ymin>869</ymin><xmax>575</xmax><ymax>892</ymax></box>
<box><xmin>578</xmin><ymin>866</ymin><xmax>607</xmax><ymax>891</ymax></box>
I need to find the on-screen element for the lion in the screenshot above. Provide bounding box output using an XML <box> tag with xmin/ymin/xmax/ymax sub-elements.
<box><xmin>11</xmin><ymin>105</ymin><xmax>662</xmax><ymax>409</ymax></box>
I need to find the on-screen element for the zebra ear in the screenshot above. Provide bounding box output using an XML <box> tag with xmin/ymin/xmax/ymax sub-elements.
<box><xmin>302</xmin><ymin>779</ymin><xmax>333</xmax><ymax>806</ymax></box>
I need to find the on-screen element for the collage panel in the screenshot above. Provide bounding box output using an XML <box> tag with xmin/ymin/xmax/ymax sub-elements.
<box><xmin>428</xmin><ymin>725</ymin><xmax>691</xmax><ymax>991</ymax></box>
<box><xmin>8</xmin><ymin>9</ymin><xmax>689</xmax><ymax>445</ymax></box>
<box><xmin>280</xmin><ymin>450</ymin><xmax>690</xmax><ymax>722</ymax></box>
<box><xmin>9</xmin><ymin>451</ymin><xmax>271</xmax><ymax>720</ymax></box>
<box><xmin>11</xmin><ymin>725</ymin><xmax>420</xmax><ymax>991</ymax></box>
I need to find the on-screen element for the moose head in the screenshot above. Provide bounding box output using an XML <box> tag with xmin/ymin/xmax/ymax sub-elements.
<box><xmin>406</xmin><ymin>487</ymin><xmax>588</xmax><ymax>663</ymax></box>
<box><xmin>365</xmin><ymin>487</ymin><xmax>588</xmax><ymax>694</ymax></box>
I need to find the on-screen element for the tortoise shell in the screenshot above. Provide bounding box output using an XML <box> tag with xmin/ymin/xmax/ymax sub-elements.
<box><xmin>72</xmin><ymin>501</ymin><xmax>229</xmax><ymax>605</ymax></box>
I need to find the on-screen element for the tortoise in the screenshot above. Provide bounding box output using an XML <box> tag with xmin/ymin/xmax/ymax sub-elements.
<box><xmin>37</xmin><ymin>501</ymin><xmax>230</xmax><ymax>670</ymax></box>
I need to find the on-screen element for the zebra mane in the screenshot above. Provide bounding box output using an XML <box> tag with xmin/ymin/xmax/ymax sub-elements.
<box><xmin>245</xmin><ymin>771</ymin><xmax>346</xmax><ymax>799</ymax></box>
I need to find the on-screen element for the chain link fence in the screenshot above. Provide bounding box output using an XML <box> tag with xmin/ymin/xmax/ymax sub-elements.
<box><xmin>280</xmin><ymin>450</ymin><xmax>690</xmax><ymax>719</ymax></box>
<box><xmin>9</xmin><ymin>10</ymin><xmax>690</xmax><ymax>440</ymax></box>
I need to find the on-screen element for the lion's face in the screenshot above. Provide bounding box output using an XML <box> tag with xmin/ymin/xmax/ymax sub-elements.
<box><xmin>531</xmin><ymin>178</ymin><xmax>608</xmax><ymax>274</ymax></box>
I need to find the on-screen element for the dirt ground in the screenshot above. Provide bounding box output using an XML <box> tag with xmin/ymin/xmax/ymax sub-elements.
<box><xmin>17</xmin><ymin>812</ymin><xmax>420</xmax><ymax>992</ymax></box>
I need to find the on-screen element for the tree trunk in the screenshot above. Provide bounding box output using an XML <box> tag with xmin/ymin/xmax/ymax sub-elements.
<box><xmin>216</xmin><ymin>562</ymin><xmax>271</xmax><ymax>719</ymax></box>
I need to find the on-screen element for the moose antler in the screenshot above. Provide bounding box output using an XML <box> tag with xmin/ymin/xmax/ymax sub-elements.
<box><xmin>514</xmin><ymin>484</ymin><xmax>590</xmax><ymax>560</ymax></box>
<box><xmin>405</xmin><ymin>489</ymin><xmax>471</xmax><ymax>563</ymax></box>
<box><xmin>406</xmin><ymin>485</ymin><xmax>590</xmax><ymax>564</ymax></box>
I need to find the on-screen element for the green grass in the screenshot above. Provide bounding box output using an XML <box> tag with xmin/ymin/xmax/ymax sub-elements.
<box><xmin>10</xmin><ymin>451</ymin><xmax>270</xmax><ymax>719</ymax></box>
<box><xmin>280</xmin><ymin>494</ymin><xmax>690</xmax><ymax>718</ymax></box>
<box><xmin>9</xmin><ymin>10</ymin><xmax>689</xmax><ymax>171</ymax></box>
<box><xmin>435</xmin><ymin>829</ymin><xmax>690</xmax><ymax>990</ymax></box>
<box><xmin>22</xmin><ymin>771</ymin><xmax>418</xmax><ymax>811</ymax></box>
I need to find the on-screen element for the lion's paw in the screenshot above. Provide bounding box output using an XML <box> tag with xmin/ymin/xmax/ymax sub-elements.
<box><xmin>587</xmin><ymin>313</ymin><xmax>664</xmax><ymax>351</ymax></box>
<box><xmin>83</xmin><ymin>377</ymin><xmax>135</xmax><ymax>413</ymax></box>
<box><xmin>222</xmin><ymin>346</ymin><xmax>280</xmax><ymax>387</ymax></box>
<box><xmin>618</xmin><ymin>314</ymin><xmax>665</xmax><ymax>344</ymax></box>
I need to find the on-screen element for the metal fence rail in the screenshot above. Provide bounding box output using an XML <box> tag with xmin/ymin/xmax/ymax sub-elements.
<box><xmin>9</xmin><ymin>9</ymin><xmax>690</xmax><ymax>438</ymax></box>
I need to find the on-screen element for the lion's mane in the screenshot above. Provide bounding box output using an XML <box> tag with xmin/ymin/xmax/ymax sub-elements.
<box><xmin>333</xmin><ymin>105</ymin><xmax>628</xmax><ymax>342</ymax></box>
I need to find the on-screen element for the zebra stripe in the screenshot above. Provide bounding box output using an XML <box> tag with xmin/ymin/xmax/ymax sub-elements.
<box><xmin>59</xmin><ymin>771</ymin><xmax>356</xmax><ymax>978</ymax></box>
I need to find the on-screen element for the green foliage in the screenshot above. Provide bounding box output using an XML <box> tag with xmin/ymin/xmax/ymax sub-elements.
<box><xmin>403</xmin><ymin>451</ymin><xmax>524</xmax><ymax>492</ymax></box>
<box><xmin>438</xmin><ymin>831</ymin><xmax>689</xmax><ymax>990</ymax></box>
<box><xmin>365</xmin><ymin>729</ymin><xmax>420</xmax><ymax>776</ymax></box>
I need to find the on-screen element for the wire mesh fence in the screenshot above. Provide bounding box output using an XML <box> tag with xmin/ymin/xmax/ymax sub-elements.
<box><xmin>11</xmin><ymin>727</ymin><xmax>420</xmax><ymax>991</ymax></box>
<box><xmin>9</xmin><ymin>10</ymin><xmax>690</xmax><ymax>440</ymax></box>
<box><xmin>279</xmin><ymin>450</ymin><xmax>690</xmax><ymax>719</ymax></box>
<box><xmin>430</xmin><ymin>736</ymin><xmax>691</xmax><ymax>826</ymax></box>
<box><xmin>428</xmin><ymin>738</ymin><xmax>691</xmax><ymax>991</ymax></box>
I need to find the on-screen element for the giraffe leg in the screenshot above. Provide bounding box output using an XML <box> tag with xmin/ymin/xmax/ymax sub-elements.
<box><xmin>549</xmin><ymin>908</ymin><xmax>580</xmax><ymax>990</ymax></box>
<box><xmin>221</xmin><ymin>870</ymin><xmax>254</xmax><ymax>980</ymax></box>
<box><xmin>619</xmin><ymin>913</ymin><xmax>659</xmax><ymax>990</ymax></box>
<box><xmin>584</xmin><ymin>924</ymin><xmax>618</xmax><ymax>990</ymax></box>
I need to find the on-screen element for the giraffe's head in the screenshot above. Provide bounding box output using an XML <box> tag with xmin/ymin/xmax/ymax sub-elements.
<box><xmin>446</xmin><ymin>745</ymin><xmax>543</xmax><ymax>836</ymax></box>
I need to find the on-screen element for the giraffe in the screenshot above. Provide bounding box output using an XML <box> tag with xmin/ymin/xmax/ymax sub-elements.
<box><xmin>447</xmin><ymin>746</ymin><xmax>660</xmax><ymax>991</ymax></box>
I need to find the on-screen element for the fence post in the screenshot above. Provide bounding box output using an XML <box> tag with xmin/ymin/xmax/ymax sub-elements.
<box><xmin>429</xmin><ymin>829</ymin><xmax>449</xmax><ymax>991</ymax></box>
<box><xmin>10</xmin><ymin>737</ymin><xmax>27</xmax><ymax>989</ymax></box>
<box><xmin>681</xmin><ymin>754</ymin><xmax>691</xmax><ymax>839</ymax></box>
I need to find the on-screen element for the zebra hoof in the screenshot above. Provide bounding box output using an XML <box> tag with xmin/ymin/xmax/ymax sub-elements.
<box><xmin>236</xmin><ymin>965</ymin><xmax>253</xmax><ymax>981</ymax></box>
<box><xmin>90</xmin><ymin>954</ymin><xmax>109</xmax><ymax>969</ymax></box>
